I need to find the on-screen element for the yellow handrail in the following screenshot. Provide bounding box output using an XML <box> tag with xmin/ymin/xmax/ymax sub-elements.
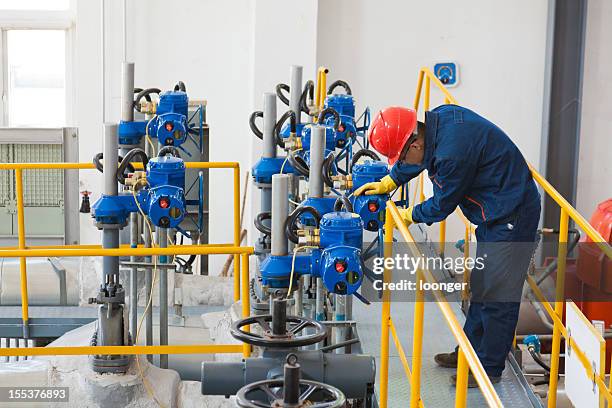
<box><xmin>0</xmin><ymin>160</ymin><xmax>250</xmax><ymax>358</ymax></box>
<box><xmin>401</xmin><ymin>66</ymin><xmax>612</xmax><ymax>407</ymax></box>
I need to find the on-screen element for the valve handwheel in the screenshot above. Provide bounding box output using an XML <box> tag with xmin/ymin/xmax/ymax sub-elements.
<box><xmin>231</xmin><ymin>298</ymin><xmax>327</xmax><ymax>348</ymax></box>
<box><xmin>236</xmin><ymin>354</ymin><xmax>346</xmax><ymax>408</ymax></box>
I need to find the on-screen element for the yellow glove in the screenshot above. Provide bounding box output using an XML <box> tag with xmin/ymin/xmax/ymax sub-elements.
<box><xmin>398</xmin><ymin>206</ymin><xmax>414</xmax><ymax>225</ymax></box>
<box><xmin>354</xmin><ymin>175</ymin><xmax>397</xmax><ymax>196</ymax></box>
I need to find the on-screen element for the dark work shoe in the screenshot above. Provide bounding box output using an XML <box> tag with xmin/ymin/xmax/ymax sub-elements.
<box><xmin>450</xmin><ymin>373</ymin><xmax>501</xmax><ymax>388</ymax></box>
<box><xmin>434</xmin><ymin>347</ymin><xmax>459</xmax><ymax>368</ymax></box>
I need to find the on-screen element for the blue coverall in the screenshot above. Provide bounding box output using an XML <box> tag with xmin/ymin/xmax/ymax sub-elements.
<box><xmin>389</xmin><ymin>105</ymin><xmax>541</xmax><ymax>377</ymax></box>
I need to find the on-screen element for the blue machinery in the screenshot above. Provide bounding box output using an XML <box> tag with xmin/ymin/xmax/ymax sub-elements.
<box><xmin>87</xmin><ymin>62</ymin><xmax>207</xmax><ymax>373</ymax></box>
<box><xmin>199</xmin><ymin>66</ymin><xmax>389</xmax><ymax>406</ymax></box>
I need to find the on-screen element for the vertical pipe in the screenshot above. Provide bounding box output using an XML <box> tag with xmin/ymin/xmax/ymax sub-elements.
<box><xmin>439</xmin><ymin>221</ymin><xmax>446</xmax><ymax>256</ymax></box>
<box><xmin>455</xmin><ymin>348</ymin><xmax>469</xmax><ymax>408</ymax></box>
<box><xmin>143</xmin><ymin>140</ymin><xmax>153</xmax><ymax>361</ymax></box>
<box><xmin>129</xmin><ymin>212</ymin><xmax>138</xmax><ymax>341</ymax></box>
<box><xmin>308</xmin><ymin>126</ymin><xmax>325</xmax><ymax>198</ymax></box>
<box><xmin>547</xmin><ymin>209</ymin><xmax>569</xmax><ymax>408</ymax></box>
<box><xmin>143</xmin><ymin>222</ymin><xmax>153</xmax><ymax>362</ymax></box>
<box><xmin>424</xmin><ymin>75</ymin><xmax>431</xmax><ymax>111</ymax></box>
<box><xmin>289</xmin><ymin>65</ymin><xmax>303</xmax><ymax>125</ymax></box>
<box><xmin>262</xmin><ymin>92</ymin><xmax>277</xmax><ymax>159</ymax></box>
<box><xmin>410</xmin><ymin>269</ymin><xmax>425</xmax><ymax>407</ymax></box>
<box><xmin>15</xmin><ymin>169</ymin><xmax>29</xmax><ymax>338</ymax></box>
<box><xmin>315</xmin><ymin>278</ymin><xmax>325</xmax><ymax>322</ymax></box>
<box><xmin>241</xmin><ymin>253</ymin><xmax>251</xmax><ymax>358</ymax></box>
<box><xmin>271</xmin><ymin>174</ymin><xmax>289</xmax><ymax>256</ymax></box>
<box><xmin>121</xmin><ymin>62</ymin><xmax>135</xmax><ymax>122</ymax></box>
<box><xmin>379</xmin><ymin>206</ymin><xmax>394</xmax><ymax>408</ymax></box>
<box><xmin>334</xmin><ymin>294</ymin><xmax>346</xmax><ymax>354</ymax></box>
<box><xmin>103</xmin><ymin>124</ymin><xmax>119</xmax><ymax>284</ymax></box>
<box><xmin>412</xmin><ymin>69</ymin><xmax>425</xmax><ymax>111</ymax></box>
<box><xmin>294</xmin><ymin>277</ymin><xmax>303</xmax><ymax>316</ymax></box>
<box><xmin>233</xmin><ymin>167</ymin><xmax>241</xmax><ymax>301</ymax></box>
<box><xmin>158</xmin><ymin>228</ymin><xmax>168</xmax><ymax>369</ymax></box>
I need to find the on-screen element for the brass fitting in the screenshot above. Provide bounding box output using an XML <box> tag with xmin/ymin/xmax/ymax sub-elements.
<box><xmin>332</xmin><ymin>174</ymin><xmax>352</xmax><ymax>191</ymax></box>
<box><xmin>283</xmin><ymin>133</ymin><xmax>302</xmax><ymax>151</ymax></box>
<box><xmin>139</xmin><ymin>100</ymin><xmax>157</xmax><ymax>115</ymax></box>
<box><xmin>297</xmin><ymin>228</ymin><xmax>320</xmax><ymax>247</ymax></box>
<box><xmin>125</xmin><ymin>171</ymin><xmax>147</xmax><ymax>190</ymax></box>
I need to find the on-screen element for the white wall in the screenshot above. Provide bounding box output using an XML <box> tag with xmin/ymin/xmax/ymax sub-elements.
<box><xmin>576</xmin><ymin>0</ymin><xmax>612</xmax><ymax>218</ymax></box>
<box><xmin>317</xmin><ymin>0</ymin><xmax>550</xmax><ymax>241</ymax></box>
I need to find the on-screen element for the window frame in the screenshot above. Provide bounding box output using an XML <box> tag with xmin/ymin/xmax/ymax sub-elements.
<box><xmin>0</xmin><ymin>8</ymin><xmax>75</xmax><ymax>126</ymax></box>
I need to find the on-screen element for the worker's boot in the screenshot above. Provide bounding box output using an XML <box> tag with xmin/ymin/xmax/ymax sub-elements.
<box><xmin>450</xmin><ymin>373</ymin><xmax>501</xmax><ymax>388</ymax></box>
<box><xmin>434</xmin><ymin>346</ymin><xmax>459</xmax><ymax>368</ymax></box>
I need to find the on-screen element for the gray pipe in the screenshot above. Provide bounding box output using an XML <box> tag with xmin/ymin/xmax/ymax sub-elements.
<box><xmin>121</xmin><ymin>62</ymin><xmax>135</xmax><ymax>122</ymax></box>
<box><xmin>263</xmin><ymin>92</ymin><xmax>277</xmax><ymax>159</ymax></box>
<box><xmin>143</xmin><ymin>138</ymin><xmax>154</xmax><ymax>362</ymax></box>
<box><xmin>308</xmin><ymin>126</ymin><xmax>325</xmax><ymax>198</ymax></box>
<box><xmin>271</xmin><ymin>174</ymin><xmax>290</xmax><ymax>256</ymax></box>
<box><xmin>289</xmin><ymin>65</ymin><xmax>302</xmax><ymax>125</ymax></box>
<box><xmin>102</xmin><ymin>124</ymin><xmax>119</xmax><ymax>282</ymax></box>
<box><xmin>158</xmin><ymin>228</ymin><xmax>168</xmax><ymax>369</ymax></box>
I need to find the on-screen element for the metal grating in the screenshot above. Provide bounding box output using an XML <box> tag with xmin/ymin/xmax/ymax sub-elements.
<box><xmin>0</xmin><ymin>145</ymin><xmax>10</xmax><ymax>207</ymax></box>
<box><xmin>13</xmin><ymin>144</ymin><xmax>63</xmax><ymax>207</ymax></box>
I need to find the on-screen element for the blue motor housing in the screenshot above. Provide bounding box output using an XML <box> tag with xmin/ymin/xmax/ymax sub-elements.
<box><xmin>325</xmin><ymin>94</ymin><xmax>355</xmax><ymax>119</ymax></box>
<box><xmin>147</xmin><ymin>156</ymin><xmax>185</xmax><ymax>190</ymax></box>
<box><xmin>118</xmin><ymin>91</ymin><xmax>189</xmax><ymax>147</ymax></box>
<box><xmin>251</xmin><ymin>157</ymin><xmax>295</xmax><ymax>184</ymax></box>
<box><xmin>317</xmin><ymin>212</ymin><xmax>364</xmax><ymax>295</ymax></box>
<box><xmin>299</xmin><ymin>197</ymin><xmax>337</xmax><ymax>226</ymax></box>
<box><xmin>301</xmin><ymin>124</ymin><xmax>338</xmax><ymax>152</ymax></box>
<box><xmin>92</xmin><ymin>156</ymin><xmax>187</xmax><ymax>229</ymax></box>
<box><xmin>350</xmin><ymin>160</ymin><xmax>390</xmax><ymax>231</ymax></box>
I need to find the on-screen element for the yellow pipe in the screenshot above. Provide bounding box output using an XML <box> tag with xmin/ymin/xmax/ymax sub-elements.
<box><xmin>379</xmin><ymin>207</ymin><xmax>394</xmax><ymax>408</ymax></box>
<box><xmin>15</xmin><ymin>169</ymin><xmax>29</xmax><ymax>334</ymax></box>
<box><xmin>0</xmin><ymin>245</ymin><xmax>253</xmax><ymax>258</ymax></box>
<box><xmin>0</xmin><ymin>344</ymin><xmax>243</xmax><ymax>357</ymax></box>
<box><xmin>233</xmin><ymin>167</ymin><xmax>241</xmax><ymax>302</ymax></box>
<box><xmin>548</xmin><ymin>209</ymin><xmax>569</xmax><ymax>408</ymax></box>
<box><xmin>0</xmin><ymin>161</ymin><xmax>240</xmax><ymax>170</ymax></box>
<box><xmin>3</xmin><ymin>243</ymin><xmax>235</xmax><ymax>251</ymax></box>
<box><xmin>455</xmin><ymin>348</ymin><xmax>469</xmax><ymax>408</ymax></box>
<box><xmin>439</xmin><ymin>220</ymin><xmax>446</xmax><ymax>256</ymax></box>
<box><xmin>424</xmin><ymin>75</ymin><xmax>431</xmax><ymax>111</ymax></box>
<box><xmin>413</xmin><ymin>69</ymin><xmax>425</xmax><ymax>111</ymax></box>
<box><xmin>419</xmin><ymin>173</ymin><xmax>425</xmax><ymax>203</ymax></box>
<box><xmin>410</xmin><ymin>268</ymin><xmax>425</xmax><ymax>408</ymax></box>
<box><xmin>318</xmin><ymin>67</ymin><xmax>328</xmax><ymax>111</ymax></box>
<box><xmin>387</xmin><ymin>201</ymin><xmax>503</xmax><ymax>407</ymax></box>
<box><xmin>240</xmin><ymin>253</ymin><xmax>251</xmax><ymax>358</ymax></box>
<box><xmin>421</xmin><ymin>67</ymin><xmax>458</xmax><ymax>104</ymax></box>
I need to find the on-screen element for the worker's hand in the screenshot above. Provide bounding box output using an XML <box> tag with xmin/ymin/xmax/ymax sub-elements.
<box><xmin>398</xmin><ymin>206</ymin><xmax>415</xmax><ymax>225</ymax></box>
<box><xmin>353</xmin><ymin>175</ymin><xmax>397</xmax><ymax>196</ymax></box>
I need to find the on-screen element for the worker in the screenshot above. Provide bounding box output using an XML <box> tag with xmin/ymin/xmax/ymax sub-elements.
<box><xmin>355</xmin><ymin>105</ymin><xmax>541</xmax><ymax>387</ymax></box>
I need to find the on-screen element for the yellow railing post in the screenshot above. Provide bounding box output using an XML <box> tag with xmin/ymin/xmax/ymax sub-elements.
<box><xmin>439</xmin><ymin>221</ymin><xmax>446</xmax><ymax>256</ymax></box>
<box><xmin>424</xmin><ymin>75</ymin><xmax>431</xmax><ymax>111</ymax></box>
<box><xmin>413</xmin><ymin>69</ymin><xmax>425</xmax><ymax>111</ymax></box>
<box><xmin>15</xmin><ymin>169</ymin><xmax>29</xmax><ymax>338</ymax></box>
<box><xmin>240</xmin><ymin>252</ymin><xmax>251</xmax><ymax>358</ymax></box>
<box><xmin>233</xmin><ymin>166</ymin><xmax>241</xmax><ymax>302</ymax></box>
<box><xmin>455</xmin><ymin>347</ymin><xmax>469</xmax><ymax>408</ymax></box>
<box><xmin>379</xmin><ymin>207</ymin><xmax>395</xmax><ymax>408</ymax></box>
<box><xmin>410</xmin><ymin>268</ymin><xmax>425</xmax><ymax>407</ymax></box>
<box><xmin>547</xmin><ymin>208</ymin><xmax>569</xmax><ymax>408</ymax></box>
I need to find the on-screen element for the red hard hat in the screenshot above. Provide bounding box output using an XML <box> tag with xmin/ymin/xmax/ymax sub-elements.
<box><xmin>368</xmin><ymin>106</ymin><xmax>418</xmax><ymax>165</ymax></box>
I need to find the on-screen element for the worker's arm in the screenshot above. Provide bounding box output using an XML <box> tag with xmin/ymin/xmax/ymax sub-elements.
<box><xmin>389</xmin><ymin>161</ymin><xmax>424</xmax><ymax>186</ymax></box>
<box><xmin>412</xmin><ymin>158</ymin><xmax>475</xmax><ymax>224</ymax></box>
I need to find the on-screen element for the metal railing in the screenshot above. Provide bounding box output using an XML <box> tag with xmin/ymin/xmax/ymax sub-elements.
<box><xmin>0</xmin><ymin>161</ymin><xmax>254</xmax><ymax>358</ymax></box>
<box><xmin>379</xmin><ymin>202</ymin><xmax>503</xmax><ymax>408</ymax></box>
<box><xmin>380</xmin><ymin>67</ymin><xmax>612</xmax><ymax>407</ymax></box>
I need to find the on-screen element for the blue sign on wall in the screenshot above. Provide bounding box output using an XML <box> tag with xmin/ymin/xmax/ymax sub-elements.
<box><xmin>433</xmin><ymin>62</ymin><xmax>459</xmax><ymax>87</ymax></box>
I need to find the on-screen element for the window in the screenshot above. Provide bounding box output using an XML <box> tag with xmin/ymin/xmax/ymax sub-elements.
<box><xmin>6</xmin><ymin>30</ymin><xmax>66</xmax><ymax>126</ymax></box>
<box><xmin>0</xmin><ymin>5</ymin><xmax>72</xmax><ymax>127</ymax></box>
<box><xmin>0</xmin><ymin>0</ymin><xmax>69</xmax><ymax>11</ymax></box>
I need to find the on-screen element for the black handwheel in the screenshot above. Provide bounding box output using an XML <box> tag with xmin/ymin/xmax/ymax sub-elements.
<box><xmin>236</xmin><ymin>354</ymin><xmax>346</xmax><ymax>408</ymax></box>
<box><xmin>231</xmin><ymin>315</ymin><xmax>327</xmax><ymax>348</ymax></box>
<box><xmin>235</xmin><ymin>379</ymin><xmax>346</xmax><ymax>408</ymax></box>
